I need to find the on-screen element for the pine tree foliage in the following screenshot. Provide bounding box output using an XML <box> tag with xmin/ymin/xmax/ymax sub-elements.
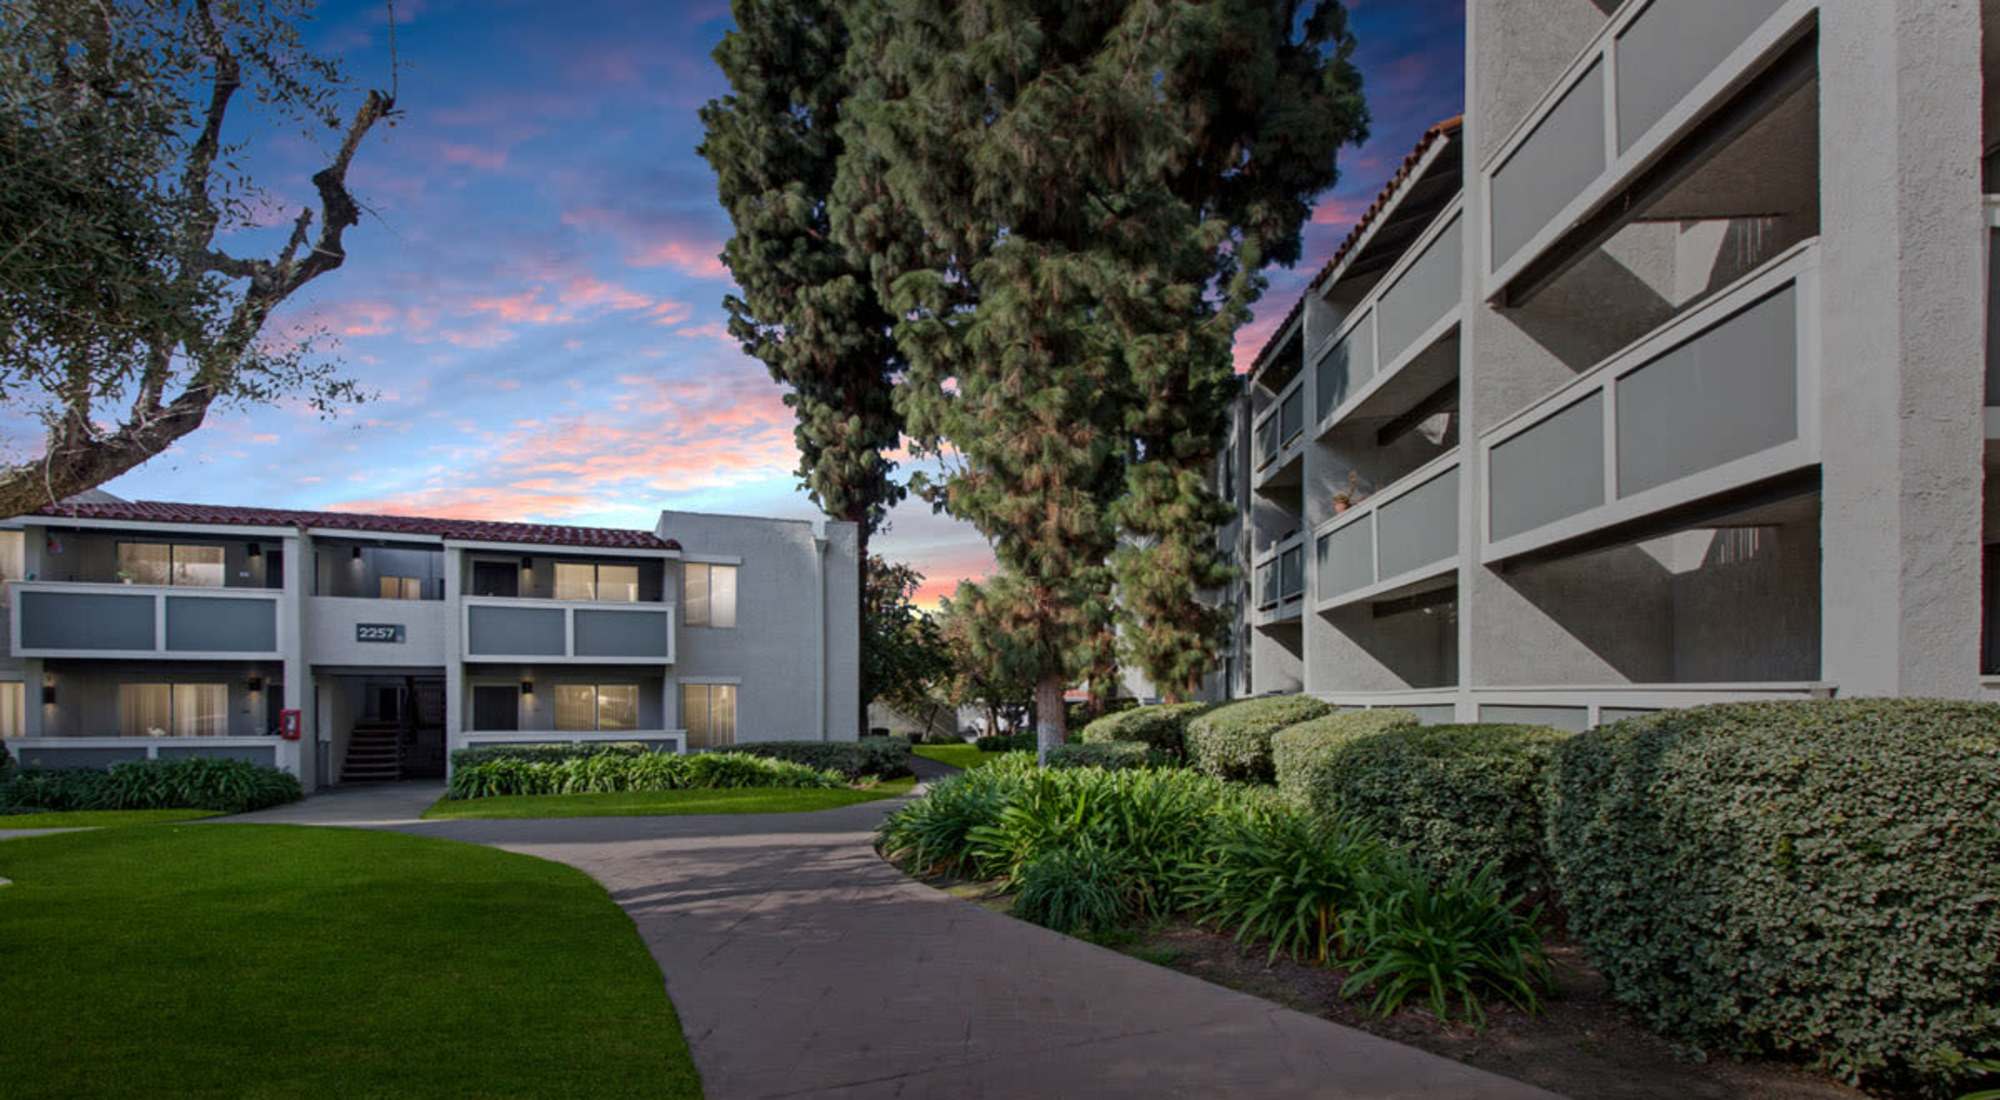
<box><xmin>699</xmin><ymin>0</ymin><xmax>906</xmax><ymax>552</ymax></box>
<box><xmin>835</xmin><ymin>0</ymin><xmax>1368</xmax><ymax>727</ymax></box>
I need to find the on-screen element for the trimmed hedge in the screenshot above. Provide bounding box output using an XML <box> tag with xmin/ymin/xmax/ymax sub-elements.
<box><xmin>447</xmin><ymin>751</ymin><xmax>843</xmax><ymax>800</ymax></box>
<box><xmin>1044</xmin><ymin>741</ymin><xmax>1159</xmax><ymax>771</ymax></box>
<box><xmin>449</xmin><ymin>742</ymin><xmax>650</xmax><ymax>769</ymax></box>
<box><xmin>1275</xmin><ymin>713</ymin><xmax>1570</xmax><ymax>900</ymax></box>
<box><xmin>1</xmin><ymin>757</ymin><xmax>302</xmax><ymax>815</ymax></box>
<box><xmin>1077</xmin><ymin>702</ymin><xmax>1210</xmax><ymax>760</ymax></box>
<box><xmin>975</xmin><ymin>731</ymin><xmax>1036</xmax><ymax>753</ymax></box>
<box><xmin>1546</xmin><ymin>700</ymin><xmax>2000</xmax><ymax>1094</ymax></box>
<box><xmin>725</xmin><ymin>736</ymin><xmax>912</xmax><ymax>780</ymax></box>
<box><xmin>1184</xmin><ymin>695</ymin><xmax>1332</xmax><ymax>782</ymax></box>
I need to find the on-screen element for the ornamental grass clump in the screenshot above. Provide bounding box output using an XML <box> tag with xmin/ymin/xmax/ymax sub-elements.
<box><xmin>446</xmin><ymin>751</ymin><xmax>841</xmax><ymax>800</ymax></box>
<box><xmin>1012</xmin><ymin>840</ymin><xmax>1139</xmax><ymax>935</ymax></box>
<box><xmin>1182</xmin><ymin>801</ymin><xmax>1389</xmax><ymax>964</ymax></box>
<box><xmin>1545</xmin><ymin>699</ymin><xmax>2000</xmax><ymax>1094</ymax></box>
<box><xmin>1339</xmin><ymin>858</ymin><xmax>1550</xmax><ymax>1027</ymax></box>
<box><xmin>875</xmin><ymin>755</ymin><xmax>1035</xmax><ymax>875</ymax></box>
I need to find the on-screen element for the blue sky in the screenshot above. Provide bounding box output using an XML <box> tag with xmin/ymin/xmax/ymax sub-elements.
<box><xmin>79</xmin><ymin>0</ymin><xmax>1464</xmax><ymax>603</ymax></box>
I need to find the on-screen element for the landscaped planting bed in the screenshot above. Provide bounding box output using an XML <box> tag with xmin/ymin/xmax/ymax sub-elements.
<box><xmin>445</xmin><ymin>746</ymin><xmax>845</xmax><ymax>800</ymax></box>
<box><xmin>1</xmin><ymin>757</ymin><xmax>303</xmax><ymax>816</ymax></box>
<box><xmin>878</xmin><ymin>698</ymin><xmax>1999</xmax><ymax>1099</ymax></box>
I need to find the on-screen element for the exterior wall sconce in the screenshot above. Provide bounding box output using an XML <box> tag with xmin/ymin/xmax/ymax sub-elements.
<box><xmin>41</xmin><ymin>682</ymin><xmax>55</xmax><ymax>706</ymax></box>
<box><xmin>246</xmin><ymin>543</ymin><xmax>261</xmax><ymax>559</ymax></box>
<box><xmin>247</xmin><ymin>676</ymin><xmax>265</xmax><ymax>694</ymax></box>
<box><xmin>520</xmin><ymin>680</ymin><xmax>534</xmax><ymax>697</ymax></box>
<box><xmin>352</xmin><ymin>545</ymin><xmax>363</xmax><ymax>561</ymax></box>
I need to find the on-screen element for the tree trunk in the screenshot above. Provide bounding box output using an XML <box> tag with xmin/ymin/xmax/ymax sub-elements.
<box><xmin>984</xmin><ymin>705</ymin><xmax>998</xmax><ymax>738</ymax></box>
<box><xmin>1034</xmin><ymin>675</ymin><xmax>1066</xmax><ymax>764</ymax></box>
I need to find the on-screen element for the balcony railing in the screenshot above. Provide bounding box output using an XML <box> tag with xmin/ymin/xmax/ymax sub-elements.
<box><xmin>462</xmin><ymin>597</ymin><xmax>675</xmax><ymax>663</ymax></box>
<box><xmin>1254</xmin><ymin>534</ymin><xmax>1306</xmax><ymax>611</ymax></box>
<box><xmin>1315</xmin><ymin>206</ymin><xmax>1464</xmax><ymax>433</ymax></box>
<box><xmin>1481</xmin><ymin>0</ymin><xmax>1814</xmax><ymax>294</ymax></box>
<box><xmin>4</xmin><ymin>737</ymin><xmax>280</xmax><ymax>772</ymax></box>
<box><xmin>1986</xmin><ymin>199</ymin><xmax>1999</xmax><ymax>414</ymax></box>
<box><xmin>1254</xmin><ymin>376</ymin><xmax>1306</xmax><ymax>472</ymax></box>
<box><xmin>9</xmin><ymin>581</ymin><xmax>282</xmax><ymax>659</ymax></box>
<box><xmin>1480</xmin><ymin>240</ymin><xmax>1819</xmax><ymax>562</ymax></box>
<box><xmin>1314</xmin><ymin>452</ymin><xmax>1461</xmax><ymax>609</ymax></box>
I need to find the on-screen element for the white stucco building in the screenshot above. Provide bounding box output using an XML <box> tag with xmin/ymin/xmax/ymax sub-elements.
<box><xmin>0</xmin><ymin>500</ymin><xmax>860</xmax><ymax>786</ymax></box>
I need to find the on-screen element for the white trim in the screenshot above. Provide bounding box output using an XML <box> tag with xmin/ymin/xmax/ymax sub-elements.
<box><xmin>1478</xmin><ymin>240</ymin><xmax>1820</xmax><ymax>564</ymax></box>
<box><xmin>1312</xmin><ymin>682</ymin><xmax>1833</xmax><ymax>727</ymax></box>
<box><xmin>5</xmin><ymin>735</ymin><xmax>281</xmax><ymax>763</ymax></box>
<box><xmin>678</xmin><ymin>675</ymin><xmax>743</xmax><ymax>686</ymax></box>
<box><xmin>306</xmin><ymin>528</ymin><xmax>444</xmax><ymax>546</ymax></box>
<box><xmin>1480</xmin><ymin>0</ymin><xmax>1818</xmax><ymax>296</ymax></box>
<box><xmin>679</xmin><ymin>553</ymin><xmax>744</xmax><ymax>565</ymax></box>
<box><xmin>16</xmin><ymin>517</ymin><xmax>299</xmax><ymax>538</ymax></box>
<box><xmin>460</xmin><ymin>729</ymin><xmax>688</xmax><ymax>754</ymax></box>
<box><xmin>9</xmin><ymin>581</ymin><xmax>285</xmax><ymax>661</ymax></box>
<box><xmin>443</xmin><ymin>539</ymin><xmax>673</xmax><ymax>559</ymax></box>
<box><xmin>460</xmin><ymin>596</ymin><xmax>676</xmax><ymax>665</ymax></box>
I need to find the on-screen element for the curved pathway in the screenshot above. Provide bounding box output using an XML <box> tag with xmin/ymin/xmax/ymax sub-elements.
<box><xmin>233</xmin><ymin>774</ymin><xmax>1556</xmax><ymax>1099</ymax></box>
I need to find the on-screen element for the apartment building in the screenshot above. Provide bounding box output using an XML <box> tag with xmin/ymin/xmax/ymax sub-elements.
<box><xmin>0</xmin><ymin>500</ymin><xmax>860</xmax><ymax>785</ymax></box>
<box><xmin>1222</xmin><ymin>0</ymin><xmax>1995</xmax><ymax>728</ymax></box>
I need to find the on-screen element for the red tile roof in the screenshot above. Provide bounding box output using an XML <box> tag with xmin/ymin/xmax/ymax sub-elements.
<box><xmin>31</xmin><ymin>500</ymin><xmax>679</xmax><ymax>551</ymax></box>
<box><xmin>1248</xmin><ymin>116</ymin><xmax>1464</xmax><ymax>374</ymax></box>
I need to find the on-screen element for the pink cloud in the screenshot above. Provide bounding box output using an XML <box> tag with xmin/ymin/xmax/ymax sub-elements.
<box><xmin>1310</xmin><ymin>195</ymin><xmax>1369</xmax><ymax>229</ymax></box>
<box><xmin>561</xmin><ymin>206</ymin><xmax>731</xmax><ymax>280</ymax></box>
<box><xmin>438</xmin><ymin>142</ymin><xmax>508</xmax><ymax>171</ymax></box>
<box><xmin>629</xmin><ymin>239</ymin><xmax>729</xmax><ymax>280</ymax></box>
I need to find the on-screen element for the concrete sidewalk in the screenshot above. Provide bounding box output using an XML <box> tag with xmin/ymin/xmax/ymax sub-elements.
<box><xmin>413</xmin><ymin>800</ymin><xmax>1557</xmax><ymax>1100</ymax></box>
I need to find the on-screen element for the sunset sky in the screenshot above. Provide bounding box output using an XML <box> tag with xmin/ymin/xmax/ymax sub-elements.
<box><xmin>64</xmin><ymin>0</ymin><xmax>1464</xmax><ymax>605</ymax></box>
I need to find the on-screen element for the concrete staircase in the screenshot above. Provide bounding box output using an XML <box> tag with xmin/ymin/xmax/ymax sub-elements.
<box><xmin>340</xmin><ymin>721</ymin><xmax>403</xmax><ymax>784</ymax></box>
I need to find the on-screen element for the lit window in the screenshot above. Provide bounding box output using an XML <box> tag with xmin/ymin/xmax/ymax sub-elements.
<box><xmin>378</xmin><ymin>576</ymin><xmax>422</xmax><ymax>600</ymax></box>
<box><xmin>683</xmin><ymin>563</ymin><xmax>737</xmax><ymax>628</ymax></box>
<box><xmin>553</xmin><ymin>684</ymin><xmax>641</xmax><ymax>731</ymax></box>
<box><xmin>596</xmin><ymin>564</ymin><xmax>638</xmax><ymax>603</ymax></box>
<box><xmin>554</xmin><ymin>562</ymin><xmax>595</xmax><ymax>601</ymax></box>
<box><xmin>0</xmin><ymin>682</ymin><xmax>21</xmax><ymax>738</ymax></box>
<box><xmin>118</xmin><ymin>683</ymin><xmax>227</xmax><ymax>737</ymax></box>
<box><xmin>681</xmin><ymin>682</ymin><xmax>737</xmax><ymax>749</ymax></box>
<box><xmin>555</xmin><ymin>562</ymin><xmax>641</xmax><ymax>602</ymax></box>
<box><xmin>119</xmin><ymin>543</ymin><xmax>225</xmax><ymax>587</ymax></box>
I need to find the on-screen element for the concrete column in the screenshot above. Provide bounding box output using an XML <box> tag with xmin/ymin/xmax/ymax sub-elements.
<box><xmin>22</xmin><ymin>658</ymin><xmax>44</xmax><ymax>738</ymax></box>
<box><xmin>280</xmin><ymin>533</ymin><xmax>307</xmax><ymax>781</ymax></box>
<box><xmin>1817</xmin><ymin>0</ymin><xmax>1986</xmax><ymax>697</ymax></box>
<box><xmin>442</xmin><ymin>546</ymin><xmax>463</xmax><ymax>777</ymax></box>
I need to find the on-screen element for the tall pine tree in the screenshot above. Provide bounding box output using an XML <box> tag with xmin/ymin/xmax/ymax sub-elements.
<box><xmin>700</xmin><ymin>0</ymin><xmax>905</xmax><ymax>732</ymax></box>
<box><xmin>836</xmin><ymin>0</ymin><xmax>1367</xmax><ymax>748</ymax></box>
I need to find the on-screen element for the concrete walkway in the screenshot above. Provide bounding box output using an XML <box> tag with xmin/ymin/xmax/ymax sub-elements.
<box><xmin>407</xmin><ymin>798</ymin><xmax>1556</xmax><ymax>1099</ymax></box>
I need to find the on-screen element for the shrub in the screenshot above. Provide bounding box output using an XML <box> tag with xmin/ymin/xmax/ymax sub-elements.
<box><xmin>1182</xmin><ymin>801</ymin><xmax>1388</xmax><ymax>964</ymax></box>
<box><xmin>1077</xmin><ymin>702</ymin><xmax>1210</xmax><ymax>760</ymax></box>
<box><xmin>446</xmin><ymin>750</ymin><xmax>841</xmax><ymax>800</ymax></box>
<box><xmin>876</xmin><ymin>756</ymin><xmax>1037</xmax><ymax>874</ymax></box>
<box><xmin>1013</xmin><ymin>840</ymin><xmax>1138</xmax><ymax>935</ymax></box>
<box><xmin>2</xmin><ymin>757</ymin><xmax>302</xmax><ymax>814</ymax></box>
<box><xmin>1044</xmin><ymin>741</ymin><xmax>1159</xmax><ymax>771</ymax></box>
<box><xmin>0</xmin><ymin>746</ymin><xmax>15</xmax><ymax>787</ymax></box>
<box><xmin>449</xmin><ymin>742</ymin><xmax>650</xmax><ymax>769</ymax></box>
<box><xmin>974</xmin><ymin>731</ymin><xmax>1035</xmax><ymax>753</ymax></box>
<box><xmin>725</xmin><ymin>736</ymin><xmax>912</xmax><ymax>780</ymax></box>
<box><xmin>1341</xmin><ymin>858</ymin><xmax>1550</xmax><ymax>1027</ymax></box>
<box><xmin>1184</xmin><ymin>695</ymin><xmax>1331</xmax><ymax>782</ymax></box>
<box><xmin>967</xmin><ymin>766</ymin><xmax>1234</xmax><ymax>917</ymax></box>
<box><xmin>1545</xmin><ymin>700</ymin><xmax>2000</xmax><ymax>1093</ymax></box>
<box><xmin>1276</xmin><ymin>715</ymin><xmax>1570</xmax><ymax>900</ymax></box>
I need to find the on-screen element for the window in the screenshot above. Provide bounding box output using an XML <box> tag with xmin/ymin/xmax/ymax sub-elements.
<box><xmin>378</xmin><ymin>576</ymin><xmax>423</xmax><ymax>600</ymax></box>
<box><xmin>681</xmin><ymin>682</ymin><xmax>737</xmax><ymax>749</ymax></box>
<box><xmin>0</xmin><ymin>682</ymin><xmax>21</xmax><ymax>738</ymax></box>
<box><xmin>118</xmin><ymin>683</ymin><xmax>227</xmax><ymax>737</ymax></box>
<box><xmin>119</xmin><ymin>543</ymin><xmax>225</xmax><ymax>587</ymax></box>
<box><xmin>553</xmin><ymin>684</ymin><xmax>641</xmax><ymax>731</ymax></box>
<box><xmin>684</xmin><ymin>563</ymin><xmax>737</xmax><ymax>628</ymax></box>
<box><xmin>0</xmin><ymin>531</ymin><xmax>20</xmax><ymax>607</ymax></box>
<box><xmin>555</xmin><ymin>562</ymin><xmax>641</xmax><ymax>602</ymax></box>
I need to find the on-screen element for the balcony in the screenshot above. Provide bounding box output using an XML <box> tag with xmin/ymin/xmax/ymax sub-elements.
<box><xmin>1314</xmin><ymin>452</ymin><xmax>1462</xmax><ymax>611</ymax></box>
<box><xmin>1253</xmin><ymin>534</ymin><xmax>1306</xmax><ymax>623</ymax></box>
<box><xmin>10</xmin><ymin>582</ymin><xmax>282</xmax><ymax>659</ymax></box>
<box><xmin>1314</xmin><ymin>206</ymin><xmax>1464</xmax><ymax>437</ymax></box>
<box><xmin>1253</xmin><ymin>374</ymin><xmax>1307</xmax><ymax>479</ymax></box>
<box><xmin>462</xmin><ymin>597</ymin><xmax>675</xmax><ymax>664</ymax></box>
<box><xmin>1481</xmin><ymin>240</ymin><xmax>1819</xmax><ymax>563</ymax></box>
<box><xmin>1481</xmin><ymin>0</ymin><xmax>1815</xmax><ymax>297</ymax></box>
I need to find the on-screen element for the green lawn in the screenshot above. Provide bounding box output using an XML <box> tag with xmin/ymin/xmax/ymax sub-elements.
<box><xmin>422</xmin><ymin>776</ymin><xmax>918</xmax><ymax>821</ymax></box>
<box><xmin>914</xmin><ymin>744</ymin><xmax>1014</xmax><ymax>771</ymax></box>
<box><xmin>0</xmin><ymin>825</ymin><xmax>700</xmax><ymax>1099</ymax></box>
<box><xmin>0</xmin><ymin>808</ymin><xmax>219</xmax><ymax>829</ymax></box>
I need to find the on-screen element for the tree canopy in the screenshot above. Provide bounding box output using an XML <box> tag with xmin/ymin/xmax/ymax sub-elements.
<box><xmin>0</xmin><ymin>0</ymin><xmax>396</xmax><ymax>516</ymax></box>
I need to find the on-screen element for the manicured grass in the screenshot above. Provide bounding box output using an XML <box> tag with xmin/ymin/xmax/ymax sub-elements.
<box><xmin>914</xmin><ymin>744</ymin><xmax>1013</xmax><ymax>771</ymax></box>
<box><xmin>0</xmin><ymin>825</ymin><xmax>700</xmax><ymax>1099</ymax></box>
<box><xmin>422</xmin><ymin>777</ymin><xmax>917</xmax><ymax>821</ymax></box>
<box><xmin>0</xmin><ymin>808</ymin><xmax>219</xmax><ymax>829</ymax></box>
